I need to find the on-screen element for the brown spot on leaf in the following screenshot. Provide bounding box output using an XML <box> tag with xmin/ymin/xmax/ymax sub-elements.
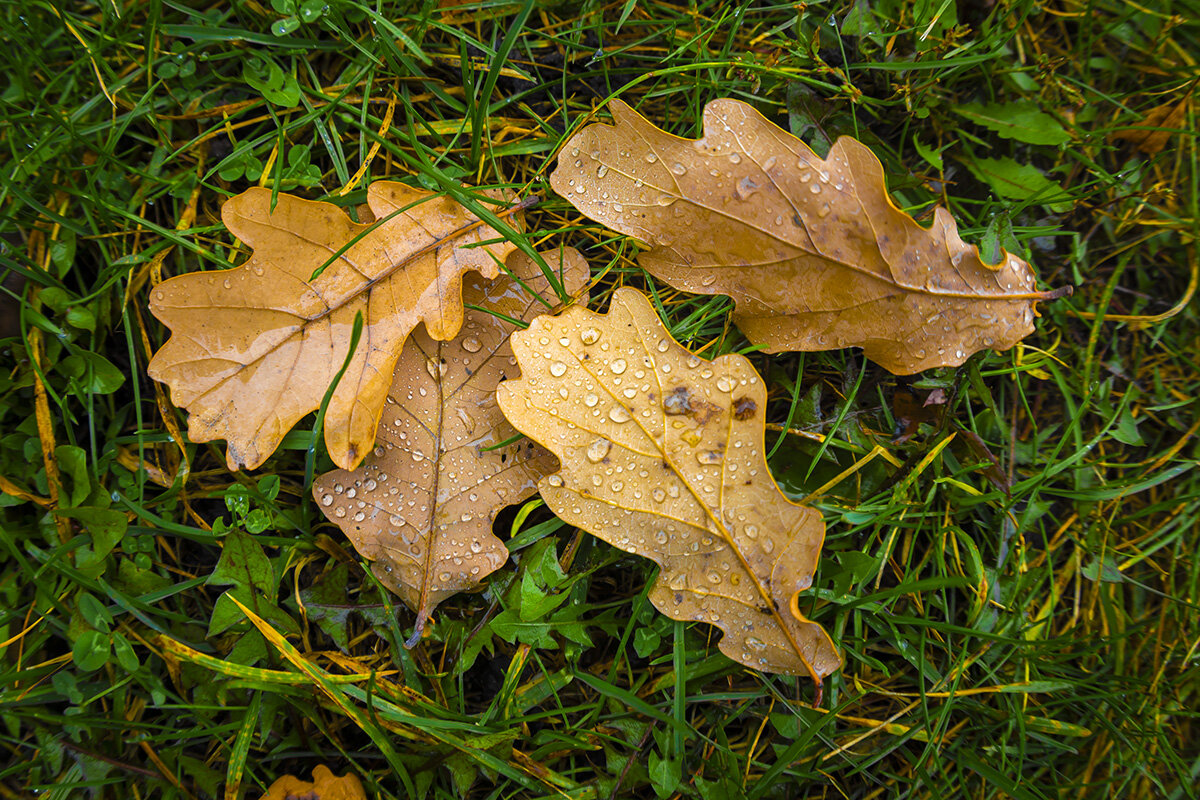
<box><xmin>732</xmin><ymin>396</ymin><xmax>757</xmax><ymax>420</ymax></box>
<box><xmin>664</xmin><ymin>386</ymin><xmax>693</xmax><ymax>416</ymax></box>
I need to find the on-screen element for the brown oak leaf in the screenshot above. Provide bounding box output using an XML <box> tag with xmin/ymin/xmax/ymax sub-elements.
<box><xmin>313</xmin><ymin>248</ymin><xmax>588</xmax><ymax>642</ymax></box>
<box><xmin>259</xmin><ymin>764</ymin><xmax>366</xmax><ymax>800</ymax></box>
<box><xmin>148</xmin><ymin>183</ymin><xmax>525</xmax><ymax>471</ymax></box>
<box><xmin>550</xmin><ymin>98</ymin><xmax>1070</xmax><ymax>374</ymax></box>
<box><xmin>1111</xmin><ymin>88</ymin><xmax>1194</xmax><ymax>155</ymax></box>
<box><xmin>497</xmin><ymin>287</ymin><xmax>841</xmax><ymax>687</ymax></box>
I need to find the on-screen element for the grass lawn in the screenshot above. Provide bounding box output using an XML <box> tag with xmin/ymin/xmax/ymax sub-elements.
<box><xmin>2</xmin><ymin>1</ymin><xmax>1198</xmax><ymax>798</ymax></box>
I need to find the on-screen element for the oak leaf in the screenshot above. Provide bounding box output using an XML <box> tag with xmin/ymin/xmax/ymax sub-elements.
<box><xmin>551</xmin><ymin>99</ymin><xmax>1069</xmax><ymax>374</ymax></box>
<box><xmin>1111</xmin><ymin>89</ymin><xmax>1193</xmax><ymax>155</ymax></box>
<box><xmin>259</xmin><ymin>764</ymin><xmax>366</xmax><ymax>800</ymax></box>
<box><xmin>148</xmin><ymin>183</ymin><xmax>524</xmax><ymax>471</ymax></box>
<box><xmin>496</xmin><ymin>287</ymin><xmax>841</xmax><ymax>685</ymax></box>
<box><xmin>313</xmin><ymin>248</ymin><xmax>588</xmax><ymax>642</ymax></box>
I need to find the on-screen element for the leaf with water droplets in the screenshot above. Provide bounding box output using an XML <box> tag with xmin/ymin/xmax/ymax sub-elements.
<box><xmin>550</xmin><ymin>99</ymin><xmax>1071</xmax><ymax>374</ymax></box>
<box><xmin>496</xmin><ymin>287</ymin><xmax>840</xmax><ymax>689</ymax></box>
<box><xmin>148</xmin><ymin>183</ymin><xmax>528</xmax><ymax>471</ymax></box>
<box><xmin>313</xmin><ymin>248</ymin><xmax>588</xmax><ymax>643</ymax></box>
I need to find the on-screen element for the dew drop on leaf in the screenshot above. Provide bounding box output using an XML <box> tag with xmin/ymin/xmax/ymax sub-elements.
<box><xmin>609</xmin><ymin>406</ymin><xmax>631</xmax><ymax>423</ymax></box>
<box><xmin>586</xmin><ymin>438</ymin><xmax>612</xmax><ymax>463</ymax></box>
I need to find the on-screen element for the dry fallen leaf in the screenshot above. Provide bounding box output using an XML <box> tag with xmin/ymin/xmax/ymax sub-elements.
<box><xmin>313</xmin><ymin>248</ymin><xmax>588</xmax><ymax>642</ymax></box>
<box><xmin>551</xmin><ymin>98</ymin><xmax>1070</xmax><ymax>374</ymax></box>
<box><xmin>1111</xmin><ymin>88</ymin><xmax>1194</xmax><ymax>155</ymax></box>
<box><xmin>259</xmin><ymin>764</ymin><xmax>366</xmax><ymax>800</ymax></box>
<box><xmin>496</xmin><ymin>287</ymin><xmax>841</xmax><ymax>687</ymax></box>
<box><xmin>148</xmin><ymin>183</ymin><xmax>524</xmax><ymax>471</ymax></box>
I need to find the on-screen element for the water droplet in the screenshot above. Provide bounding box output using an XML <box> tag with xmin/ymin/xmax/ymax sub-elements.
<box><xmin>222</xmin><ymin>278</ymin><xmax>232</xmax><ymax>289</ymax></box>
<box><xmin>609</xmin><ymin>406</ymin><xmax>631</xmax><ymax>423</ymax></box>
<box><xmin>734</xmin><ymin>175</ymin><xmax>758</xmax><ymax>200</ymax></box>
<box><xmin>670</xmin><ymin>162</ymin><xmax>687</xmax><ymax>175</ymax></box>
<box><xmin>728</xmin><ymin>153</ymin><xmax>742</xmax><ymax>164</ymax></box>
<box><xmin>586</xmin><ymin>438</ymin><xmax>611</xmax><ymax>463</ymax></box>
<box><xmin>320</xmin><ymin>493</ymin><xmax>333</xmax><ymax>506</ymax></box>
<box><xmin>623</xmin><ymin>387</ymin><xmax>637</xmax><ymax>399</ymax></box>
<box><xmin>597</xmin><ymin>164</ymin><xmax>609</xmax><ymax>178</ymax></box>
<box><xmin>462</xmin><ymin>336</ymin><xmax>482</xmax><ymax>353</ymax></box>
<box><xmin>656</xmin><ymin>339</ymin><xmax>670</xmax><ymax>353</ymax></box>
<box><xmin>744</xmin><ymin>524</ymin><xmax>758</xmax><ymax>539</ymax></box>
<box><xmin>439</xmin><ymin>571</ymin><xmax>452</xmax><ymax>582</ymax></box>
<box><xmin>353</xmin><ymin>511</ymin><xmax>365</xmax><ymax>522</ymax></box>
<box><xmin>584</xmin><ymin>393</ymin><xmax>599</xmax><ymax>407</ymax></box>
<box><xmin>580</xmin><ymin>327</ymin><xmax>600</xmax><ymax>345</ymax></box>
<box><xmin>761</xmin><ymin>539</ymin><xmax>775</xmax><ymax>554</ymax></box>
<box><xmin>700</xmin><ymin>274</ymin><xmax>717</xmax><ymax>287</ymax></box>
<box><xmin>716</xmin><ymin>376</ymin><xmax>734</xmax><ymax>392</ymax></box>
<box><xmin>817</xmin><ymin>202</ymin><xmax>831</xmax><ymax>217</ymax></box>
<box><xmin>547</xmin><ymin>474</ymin><xmax>564</xmax><ymax>487</ymax></box>
<box><xmin>575</xmin><ymin>185</ymin><xmax>586</xmax><ymax>194</ymax></box>
<box><xmin>610</xmin><ymin>480</ymin><xmax>624</xmax><ymax>492</ymax></box>
<box><xmin>669</xmin><ymin>573</ymin><xmax>687</xmax><ymax>590</ymax></box>
<box><xmin>697</xmin><ymin>450</ymin><xmax>723</xmax><ymax>465</ymax></box>
<box><xmin>550</xmin><ymin>361</ymin><xmax>567</xmax><ymax>377</ymax></box>
<box><xmin>707</xmin><ymin>571</ymin><xmax>722</xmax><ymax>584</ymax></box>
<box><xmin>652</xmin><ymin>488</ymin><xmax>666</xmax><ymax>503</ymax></box>
<box><xmin>809</xmin><ymin>183</ymin><xmax>822</xmax><ymax>195</ymax></box>
<box><xmin>745</xmin><ymin>636</ymin><xmax>766</xmax><ymax>650</ymax></box>
<box><xmin>610</xmin><ymin>358</ymin><xmax>627</xmax><ymax>375</ymax></box>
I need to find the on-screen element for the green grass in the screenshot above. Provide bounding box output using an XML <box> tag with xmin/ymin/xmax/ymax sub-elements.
<box><xmin>2</xmin><ymin>0</ymin><xmax>1198</xmax><ymax>798</ymax></box>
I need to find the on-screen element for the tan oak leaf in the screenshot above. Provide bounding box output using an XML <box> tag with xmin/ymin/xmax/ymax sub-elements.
<box><xmin>497</xmin><ymin>287</ymin><xmax>841</xmax><ymax>686</ymax></box>
<box><xmin>148</xmin><ymin>183</ymin><xmax>525</xmax><ymax>471</ymax></box>
<box><xmin>259</xmin><ymin>764</ymin><xmax>366</xmax><ymax>800</ymax></box>
<box><xmin>313</xmin><ymin>248</ymin><xmax>588</xmax><ymax>641</ymax></box>
<box><xmin>550</xmin><ymin>99</ymin><xmax>1070</xmax><ymax>374</ymax></box>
